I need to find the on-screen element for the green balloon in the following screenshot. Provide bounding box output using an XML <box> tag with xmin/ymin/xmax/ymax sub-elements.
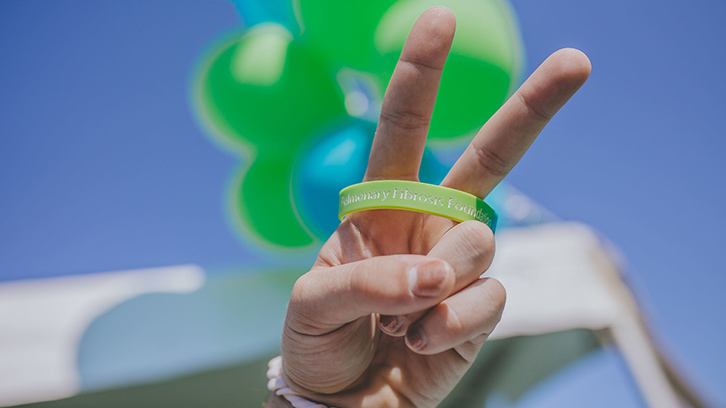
<box><xmin>195</xmin><ymin>23</ymin><xmax>346</xmax><ymax>150</ymax></box>
<box><xmin>295</xmin><ymin>0</ymin><xmax>396</xmax><ymax>71</ymax></box>
<box><xmin>374</xmin><ymin>0</ymin><xmax>524</xmax><ymax>142</ymax></box>
<box><xmin>231</xmin><ymin>151</ymin><xmax>316</xmax><ymax>248</ymax></box>
<box><xmin>194</xmin><ymin>23</ymin><xmax>347</xmax><ymax>249</ymax></box>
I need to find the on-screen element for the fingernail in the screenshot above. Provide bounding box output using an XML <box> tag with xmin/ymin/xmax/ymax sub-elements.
<box><xmin>409</xmin><ymin>260</ymin><xmax>450</xmax><ymax>297</ymax></box>
<box><xmin>406</xmin><ymin>326</ymin><xmax>426</xmax><ymax>351</ymax></box>
<box><xmin>379</xmin><ymin>315</ymin><xmax>402</xmax><ymax>333</ymax></box>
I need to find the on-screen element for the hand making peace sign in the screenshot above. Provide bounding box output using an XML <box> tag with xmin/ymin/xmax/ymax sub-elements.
<box><xmin>269</xmin><ymin>7</ymin><xmax>591</xmax><ymax>408</ymax></box>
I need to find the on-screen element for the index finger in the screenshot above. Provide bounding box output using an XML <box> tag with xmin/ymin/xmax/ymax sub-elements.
<box><xmin>442</xmin><ymin>48</ymin><xmax>591</xmax><ymax>198</ymax></box>
<box><xmin>364</xmin><ymin>7</ymin><xmax>455</xmax><ymax>182</ymax></box>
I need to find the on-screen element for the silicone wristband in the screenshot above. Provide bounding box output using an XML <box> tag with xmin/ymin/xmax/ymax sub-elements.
<box><xmin>339</xmin><ymin>180</ymin><xmax>497</xmax><ymax>232</ymax></box>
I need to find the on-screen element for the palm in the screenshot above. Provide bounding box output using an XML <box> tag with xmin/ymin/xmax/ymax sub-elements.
<box><xmin>276</xmin><ymin>7</ymin><xmax>590</xmax><ymax>408</ymax></box>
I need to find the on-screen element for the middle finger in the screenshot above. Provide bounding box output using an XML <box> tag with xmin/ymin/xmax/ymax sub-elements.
<box><xmin>442</xmin><ymin>48</ymin><xmax>591</xmax><ymax>197</ymax></box>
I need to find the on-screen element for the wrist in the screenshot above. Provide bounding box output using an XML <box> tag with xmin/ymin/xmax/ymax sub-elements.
<box><xmin>267</xmin><ymin>355</ymin><xmax>333</xmax><ymax>408</ymax></box>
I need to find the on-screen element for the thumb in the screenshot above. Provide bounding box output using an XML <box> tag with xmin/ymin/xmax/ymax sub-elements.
<box><xmin>287</xmin><ymin>255</ymin><xmax>455</xmax><ymax>334</ymax></box>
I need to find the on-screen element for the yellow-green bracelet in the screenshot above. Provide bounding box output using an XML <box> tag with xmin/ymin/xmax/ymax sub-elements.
<box><xmin>339</xmin><ymin>180</ymin><xmax>498</xmax><ymax>232</ymax></box>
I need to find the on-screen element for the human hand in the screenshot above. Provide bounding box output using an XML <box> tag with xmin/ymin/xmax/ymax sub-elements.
<box><xmin>272</xmin><ymin>7</ymin><xmax>590</xmax><ymax>408</ymax></box>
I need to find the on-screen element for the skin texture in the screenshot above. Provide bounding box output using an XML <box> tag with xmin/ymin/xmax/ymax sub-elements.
<box><xmin>269</xmin><ymin>7</ymin><xmax>591</xmax><ymax>408</ymax></box>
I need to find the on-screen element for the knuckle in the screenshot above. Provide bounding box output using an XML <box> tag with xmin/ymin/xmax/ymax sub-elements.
<box><xmin>287</xmin><ymin>273</ymin><xmax>327</xmax><ymax>334</ymax></box>
<box><xmin>379</xmin><ymin>106</ymin><xmax>431</xmax><ymax>131</ymax></box>
<box><xmin>460</xmin><ymin>220</ymin><xmax>495</xmax><ymax>248</ymax></box>
<box><xmin>445</xmin><ymin>304</ymin><xmax>466</xmax><ymax>335</ymax></box>
<box><xmin>484</xmin><ymin>277</ymin><xmax>507</xmax><ymax>315</ymax></box>
<box><xmin>457</xmin><ymin>221</ymin><xmax>496</xmax><ymax>265</ymax></box>
<box><xmin>517</xmin><ymin>91</ymin><xmax>553</xmax><ymax>121</ymax></box>
<box><xmin>399</xmin><ymin>56</ymin><xmax>441</xmax><ymax>74</ymax></box>
<box><xmin>471</xmin><ymin>143</ymin><xmax>511</xmax><ymax>178</ymax></box>
<box><xmin>289</xmin><ymin>273</ymin><xmax>311</xmax><ymax>305</ymax></box>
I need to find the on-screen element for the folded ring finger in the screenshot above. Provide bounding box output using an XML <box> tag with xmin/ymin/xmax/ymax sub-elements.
<box><xmin>405</xmin><ymin>277</ymin><xmax>506</xmax><ymax>356</ymax></box>
<box><xmin>377</xmin><ymin>220</ymin><xmax>495</xmax><ymax>336</ymax></box>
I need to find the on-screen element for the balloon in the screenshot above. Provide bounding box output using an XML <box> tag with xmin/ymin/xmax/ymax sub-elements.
<box><xmin>230</xmin><ymin>151</ymin><xmax>317</xmax><ymax>248</ymax></box>
<box><xmin>419</xmin><ymin>147</ymin><xmax>450</xmax><ymax>186</ymax></box>
<box><xmin>294</xmin><ymin>0</ymin><xmax>524</xmax><ymax>142</ymax></box>
<box><xmin>194</xmin><ymin>22</ymin><xmax>348</xmax><ymax>249</ymax></box>
<box><xmin>374</xmin><ymin>0</ymin><xmax>524</xmax><ymax>142</ymax></box>
<box><xmin>294</xmin><ymin>0</ymin><xmax>395</xmax><ymax>71</ymax></box>
<box><xmin>295</xmin><ymin>121</ymin><xmax>374</xmax><ymax>237</ymax></box>
<box><xmin>195</xmin><ymin>23</ymin><xmax>346</xmax><ymax>150</ymax></box>
<box><xmin>193</xmin><ymin>1</ymin><xmax>525</xmax><ymax>250</ymax></box>
<box><xmin>230</xmin><ymin>0</ymin><xmax>299</xmax><ymax>32</ymax></box>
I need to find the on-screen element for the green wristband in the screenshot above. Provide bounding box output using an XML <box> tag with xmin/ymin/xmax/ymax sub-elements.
<box><xmin>339</xmin><ymin>180</ymin><xmax>498</xmax><ymax>232</ymax></box>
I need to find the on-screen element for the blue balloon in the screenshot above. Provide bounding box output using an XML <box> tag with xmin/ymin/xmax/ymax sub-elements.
<box><xmin>230</xmin><ymin>0</ymin><xmax>298</xmax><ymax>32</ymax></box>
<box><xmin>419</xmin><ymin>148</ymin><xmax>449</xmax><ymax>186</ymax></box>
<box><xmin>295</xmin><ymin>121</ymin><xmax>374</xmax><ymax>237</ymax></box>
<box><xmin>295</xmin><ymin>121</ymin><xmax>453</xmax><ymax>238</ymax></box>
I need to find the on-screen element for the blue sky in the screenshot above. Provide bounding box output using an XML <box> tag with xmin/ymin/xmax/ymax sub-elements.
<box><xmin>506</xmin><ymin>1</ymin><xmax>725</xmax><ymax>405</ymax></box>
<box><xmin>0</xmin><ymin>0</ymin><xmax>724</xmax><ymax>406</ymax></box>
